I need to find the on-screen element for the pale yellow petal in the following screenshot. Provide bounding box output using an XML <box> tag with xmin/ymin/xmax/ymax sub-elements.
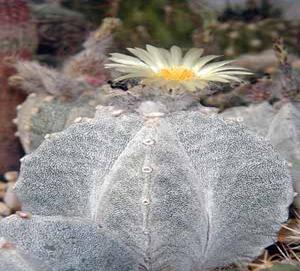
<box><xmin>182</xmin><ymin>48</ymin><xmax>204</xmax><ymax>68</ymax></box>
<box><xmin>109</xmin><ymin>53</ymin><xmax>147</xmax><ymax>67</ymax></box>
<box><xmin>211</xmin><ymin>66</ymin><xmax>250</xmax><ymax>73</ymax></box>
<box><xmin>216</xmin><ymin>75</ymin><xmax>242</xmax><ymax>82</ymax></box>
<box><xmin>215</xmin><ymin>71</ymin><xmax>252</xmax><ymax>75</ymax></box>
<box><xmin>146</xmin><ymin>44</ymin><xmax>168</xmax><ymax>69</ymax></box>
<box><xmin>159</xmin><ymin>48</ymin><xmax>172</xmax><ymax>66</ymax></box>
<box><xmin>193</xmin><ymin>55</ymin><xmax>221</xmax><ymax>72</ymax></box>
<box><xmin>127</xmin><ymin>48</ymin><xmax>157</xmax><ymax>68</ymax></box>
<box><xmin>170</xmin><ymin>45</ymin><xmax>183</xmax><ymax>66</ymax></box>
<box><xmin>197</xmin><ymin>60</ymin><xmax>234</xmax><ymax>75</ymax></box>
<box><xmin>106</xmin><ymin>45</ymin><xmax>250</xmax><ymax>91</ymax></box>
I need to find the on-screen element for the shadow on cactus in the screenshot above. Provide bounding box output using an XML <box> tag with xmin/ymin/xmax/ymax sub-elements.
<box><xmin>0</xmin><ymin>45</ymin><xmax>293</xmax><ymax>270</ymax></box>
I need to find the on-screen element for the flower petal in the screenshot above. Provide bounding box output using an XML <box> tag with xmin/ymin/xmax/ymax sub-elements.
<box><xmin>197</xmin><ymin>60</ymin><xmax>234</xmax><ymax>75</ymax></box>
<box><xmin>109</xmin><ymin>53</ymin><xmax>147</xmax><ymax>67</ymax></box>
<box><xmin>146</xmin><ymin>44</ymin><xmax>168</xmax><ymax>69</ymax></box>
<box><xmin>170</xmin><ymin>45</ymin><xmax>183</xmax><ymax>66</ymax></box>
<box><xmin>127</xmin><ymin>48</ymin><xmax>157</xmax><ymax>69</ymax></box>
<box><xmin>106</xmin><ymin>45</ymin><xmax>251</xmax><ymax>91</ymax></box>
<box><xmin>193</xmin><ymin>55</ymin><xmax>221</xmax><ymax>72</ymax></box>
<box><xmin>182</xmin><ymin>48</ymin><xmax>204</xmax><ymax>68</ymax></box>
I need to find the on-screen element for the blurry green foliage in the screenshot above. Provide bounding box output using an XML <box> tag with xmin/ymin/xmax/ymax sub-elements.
<box><xmin>115</xmin><ymin>0</ymin><xmax>199</xmax><ymax>48</ymax></box>
<box><xmin>197</xmin><ymin>19</ymin><xmax>300</xmax><ymax>57</ymax></box>
<box><xmin>195</xmin><ymin>0</ymin><xmax>300</xmax><ymax>57</ymax></box>
<box><xmin>60</xmin><ymin>0</ymin><xmax>300</xmax><ymax>56</ymax></box>
<box><xmin>61</xmin><ymin>0</ymin><xmax>200</xmax><ymax>49</ymax></box>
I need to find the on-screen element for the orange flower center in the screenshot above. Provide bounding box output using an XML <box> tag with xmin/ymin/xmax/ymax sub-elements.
<box><xmin>156</xmin><ymin>67</ymin><xmax>195</xmax><ymax>81</ymax></box>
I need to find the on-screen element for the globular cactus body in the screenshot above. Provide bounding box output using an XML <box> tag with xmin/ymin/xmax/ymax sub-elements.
<box><xmin>221</xmin><ymin>102</ymin><xmax>300</xmax><ymax>207</ymax></box>
<box><xmin>10</xmin><ymin>18</ymin><xmax>115</xmax><ymax>153</ymax></box>
<box><xmin>15</xmin><ymin>90</ymin><xmax>104</xmax><ymax>153</ymax></box>
<box><xmin>0</xmin><ymin>96</ymin><xmax>293</xmax><ymax>270</ymax></box>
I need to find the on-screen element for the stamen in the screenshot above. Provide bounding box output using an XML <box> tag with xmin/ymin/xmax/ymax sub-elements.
<box><xmin>156</xmin><ymin>67</ymin><xmax>195</xmax><ymax>81</ymax></box>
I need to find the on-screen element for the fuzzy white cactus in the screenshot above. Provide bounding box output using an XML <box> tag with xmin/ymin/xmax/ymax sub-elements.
<box><xmin>0</xmin><ymin>97</ymin><xmax>293</xmax><ymax>270</ymax></box>
<box><xmin>14</xmin><ymin>89</ymin><xmax>105</xmax><ymax>153</ymax></box>
<box><xmin>221</xmin><ymin>101</ymin><xmax>300</xmax><ymax>208</ymax></box>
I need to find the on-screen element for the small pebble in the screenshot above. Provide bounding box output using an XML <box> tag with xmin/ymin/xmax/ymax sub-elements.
<box><xmin>4</xmin><ymin>171</ymin><xmax>18</xmax><ymax>182</ymax></box>
<box><xmin>0</xmin><ymin>202</ymin><xmax>11</xmax><ymax>217</ymax></box>
<box><xmin>0</xmin><ymin>238</ymin><xmax>14</xmax><ymax>249</ymax></box>
<box><xmin>43</xmin><ymin>96</ymin><xmax>54</xmax><ymax>102</ymax></box>
<box><xmin>16</xmin><ymin>211</ymin><xmax>31</xmax><ymax>219</ymax></box>
<box><xmin>4</xmin><ymin>183</ymin><xmax>21</xmax><ymax>211</ymax></box>
<box><xmin>0</xmin><ymin>182</ymin><xmax>7</xmax><ymax>200</ymax></box>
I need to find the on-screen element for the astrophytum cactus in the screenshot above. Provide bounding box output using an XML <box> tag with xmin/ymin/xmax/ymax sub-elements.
<box><xmin>0</xmin><ymin>95</ymin><xmax>293</xmax><ymax>270</ymax></box>
<box><xmin>10</xmin><ymin>18</ymin><xmax>116</xmax><ymax>153</ymax></box>
<box><xmin>220</xmin><ymin>101</ymin><xmax>300</xmax><ymax>207</ymax></box>
<box><xmin>15</xmin><ymin>89</ymin><xmax>104</xmax><ymax>153</ymax></box>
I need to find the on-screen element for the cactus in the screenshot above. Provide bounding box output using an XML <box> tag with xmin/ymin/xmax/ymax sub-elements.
<box><xmin>272</xmin><ymin>38</ymin><xmax>300</xmax><ymax>102</ymax></box>
<box><xmin>10</xmin><ymin>60</ymin><xmax>92</xmax><ymax>97</ymax></box>
<box><xmin>10</xmin><ymin>17</ymin><xmax>115</xmax><ymax>95</ymax></box>
<box><xmin>15</xmin><ymin>89</ymin><xmax>105</xmax><ymax>153</ymax></box>
<box><xmin>220</xmin><ymin>102</ymin><xmax>300</xmax><ymax>207</ymax></box>
<box><xmin>62</xmin><ymin>17</ymin><xmax>119</xmax><ymax>86</ymax></box>
<box><xmin>9</xmin><ymin>60</ymin><xmax>100</xmax><ymax>153</ymax></box>
<box><xmin>9</xmin><ymin>19</ymin><xmax>117</xmax><ymax>153</ymax></box>
<box><xmin>0</xmin><ymin>85</ymin><xmax>293</xmax><ymax>270</ymax></box>
<box><xmin>220</xmin><ymin>38</ymin><xmax>300</xmax><ymax>207</ymax></box>
<box><xmin>0</xmin><ymin>0</ymin><xmax>37</xmax><ymax>173</ymax></box>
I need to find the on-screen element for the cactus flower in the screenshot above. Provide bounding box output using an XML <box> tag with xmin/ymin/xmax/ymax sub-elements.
<box><xmin>105</xmin><ymin>45</ymin><xmax>251</xmax><ymax>91</ymax></box>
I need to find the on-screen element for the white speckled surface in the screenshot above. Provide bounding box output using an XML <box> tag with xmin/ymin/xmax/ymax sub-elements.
<box><xmin>0</xmin><ymin>106</ymin><xmax>293</xmax><ymax>271</ymax></box>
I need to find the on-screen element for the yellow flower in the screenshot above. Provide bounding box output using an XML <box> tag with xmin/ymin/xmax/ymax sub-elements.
<box><xmin>105</xmin><ymin>45</ymin><xmax>251</xmax><ymax>92</ymax></box>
